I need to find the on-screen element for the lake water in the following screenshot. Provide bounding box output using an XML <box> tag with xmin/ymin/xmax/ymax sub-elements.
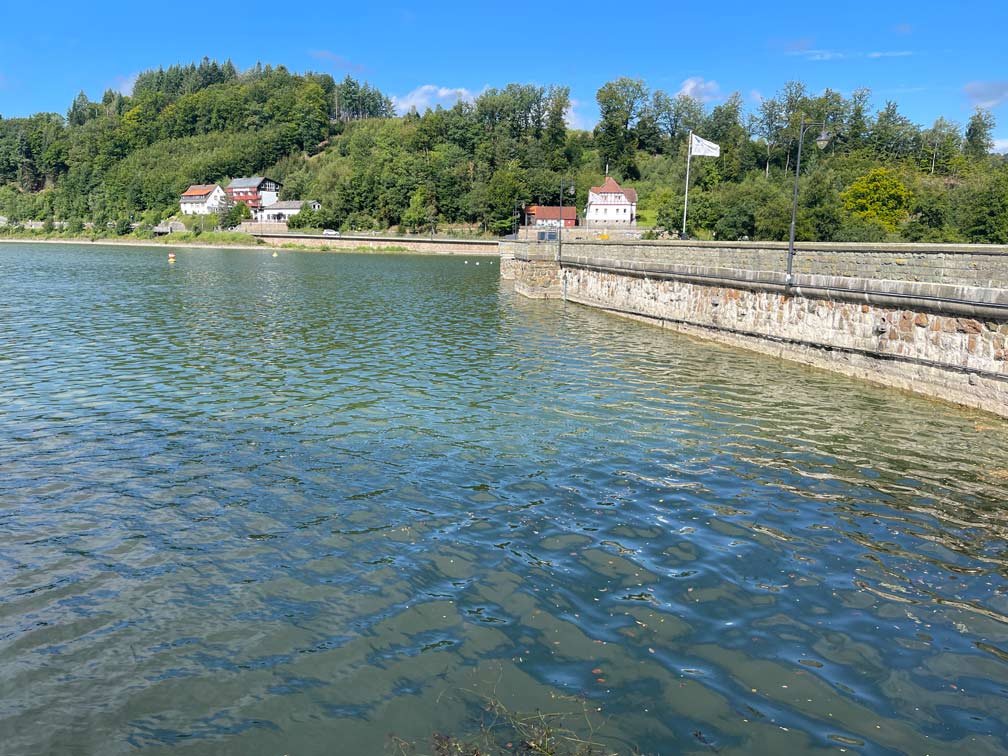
<box><xmin>1</xmin><ymin>243</ymin><xmax>1007</xmax><ymax>755</ymax></box>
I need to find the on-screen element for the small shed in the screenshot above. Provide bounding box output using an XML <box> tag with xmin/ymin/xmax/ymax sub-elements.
<box><xmin>153</xmin><ymin>221</ymin><xmax>187</xmax><ymax>235</ymax></box>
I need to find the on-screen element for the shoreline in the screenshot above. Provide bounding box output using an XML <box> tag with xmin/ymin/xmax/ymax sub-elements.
<box><xmin>0</xmin><ymin>235</ymin><xmax>501</xmax><ymax>256</ymax></box>
<box><xmin>0</xmin><ymin>236</ymin><xmax>266</xmax><ymax>252</ymax></box>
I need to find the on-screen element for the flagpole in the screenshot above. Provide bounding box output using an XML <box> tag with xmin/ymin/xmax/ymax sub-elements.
<box><xmin>682</xmin><ymin>131</ymin><xmax>693</xmax><ymax>239</ymax></box>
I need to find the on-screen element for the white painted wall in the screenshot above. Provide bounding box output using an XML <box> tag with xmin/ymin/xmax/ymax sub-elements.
<box><xmin>180</xmin><ymin>186</ymin><xmax>226</xmax><ymax>215</ymax></box>
<box><xmin>585</xmin><ymin>190</ymin><xmax>637</xmax><ymax>226</ymax></box>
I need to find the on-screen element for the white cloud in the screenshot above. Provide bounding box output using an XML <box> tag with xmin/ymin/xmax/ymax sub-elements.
<box><xmin>677</xmin><ymin>76</ymin><xmax>721</xmax><ymax>103</ymax></box>
<box><xmin>808</xmin><ymin>49</ymin><xmax>846</xmax><ymax>61</ymax></box>
<box><xmin>964</xmin><ymin>80</ymin><xmax>1008</xmax><ymax>110</ymax></box>
<box><xmin>993</xmin><ymin>138</ymin><xmax>1008</xmax><ymax>154</ymax></box>
<box><xmin>893</xmin><ymin>23</ymin><xmax>913</xmax><ymax>35</ymax></box>
<box><xmin>783</xmin><ymin>47</ymin><xmax>913</xmax><ymax>62</ymax></box>
<box><xmin>114</xmin><ymin>73</ymin><xmax>138</xmax><ymax>96</ymax></box>
<box><xmin>392</xmin><ymin>84</ymin><xmax>475</xmax><ymax>114</ymax></box>
<box><xmin>565</xmin><ymin>98</ymin><xmax>592</xmax><ymax>131</ymax></box>
<box><xmin>787</xmin><ymin>48</ymin><xmax>846</xmax><ymax>61</ymax></box>
<box><xmin>749</xmin><ymin>89</ymin><xmax>764</xmax><ymax>103</ymax></box>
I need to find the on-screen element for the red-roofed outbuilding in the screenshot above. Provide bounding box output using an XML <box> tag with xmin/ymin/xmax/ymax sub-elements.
<box><xmin>527</xmin><ymin>205</ymin><xmax>577</xmax><ymax>228</ymax></box>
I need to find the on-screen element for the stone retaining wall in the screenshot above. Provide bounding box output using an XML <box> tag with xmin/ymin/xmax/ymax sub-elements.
<box><xmin>503</xmin><ymin>239</ymin><xmax>1008</xmax><ymax>417</ymax></box>
<box><xmin>256</xmin><ymin>233</ymin><xmax>498</xmax><ymax>255</ymax></box>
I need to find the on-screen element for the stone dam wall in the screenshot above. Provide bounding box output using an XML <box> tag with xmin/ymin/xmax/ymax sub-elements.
<box><xmin>500</xmin><ymin>239</ymin><xmax>1008</xmax><ymax>417</ymax></box>
<box><xmin>255</xmin><ymin>233</ymin><xmax>498</xmax><ymax>255</ymax></box>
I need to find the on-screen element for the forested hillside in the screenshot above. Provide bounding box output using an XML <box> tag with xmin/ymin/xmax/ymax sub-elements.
<box><xmin>1</xmin><ymin>58</ymin><xmax>1006</xmax><ymax>242</ymax></box>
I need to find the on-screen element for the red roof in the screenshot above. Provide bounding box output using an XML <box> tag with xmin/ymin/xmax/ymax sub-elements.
<box><xmin>589</xmin><ymin>176</ymin><xmax>637</xmax><ymax>203</ymax></box>
<box><xmin>182</xmin><ymin>184</ymin><xmax>219</xmax><ymax>197</ymax></box>
<box><xmin>529</xmin><ymin>205</ymin><xmax>576</xmax><ymax>220</ymax></box>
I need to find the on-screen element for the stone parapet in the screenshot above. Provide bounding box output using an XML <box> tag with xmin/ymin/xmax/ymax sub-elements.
<box><xmin>554</xmin><ymin>239</ymin><xmax>1008</xmax><ymax>289</ymax></box>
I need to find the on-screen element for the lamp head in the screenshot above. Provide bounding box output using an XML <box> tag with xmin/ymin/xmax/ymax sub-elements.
<box><xmin>815</xmin><ymin>129</ymin><xmax>831</xmax><ymax>150</ymax></box>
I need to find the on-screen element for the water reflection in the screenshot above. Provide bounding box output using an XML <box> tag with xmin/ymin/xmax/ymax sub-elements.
<box><xmin>0</xmin><ymin>244</ymin><xmax>1006</xmax><ymax>754</ymax></box>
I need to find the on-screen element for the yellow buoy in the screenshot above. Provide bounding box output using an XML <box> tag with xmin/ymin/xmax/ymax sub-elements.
<box><xmin>272</xmin><ymin>251</ymin><xmax>278</xmax><ymax>257</ymax></box>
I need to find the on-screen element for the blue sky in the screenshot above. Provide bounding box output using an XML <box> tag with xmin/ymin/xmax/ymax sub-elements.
<box><xmin>1</xmin><ymin>0</ymin><xmax>1006</xmax><ymax>151</ymax></box>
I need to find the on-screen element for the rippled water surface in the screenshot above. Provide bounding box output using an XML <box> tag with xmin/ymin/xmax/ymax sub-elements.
<box><xmin>2</xmin><ymin>243</ymin><xmax>1008</xmax><ymax>755</ymax></box>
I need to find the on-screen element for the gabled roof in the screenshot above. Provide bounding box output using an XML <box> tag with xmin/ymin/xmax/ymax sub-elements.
<box><xmin>589</xmin><ymin>176</ymin><xmax>637</xmax><ymax>203</ymax></box>
<box><xmin>528</xmin><ymin>205</ymin><xmax>576</xmax><ymax>220</ymax></box>
<box><xmin>590</xmin><ymin>176</ymin><xmax>622</xmax><ymax>194</ymax></box>
<box><xmin>227</xmin><ymin>176</ymin><xmax>276</xmax><ymax>190</ymax></box>
<box><xmin>181</xmin><ymin>184</ymin><xmax>220</xmax><ymax>198</ymax></box>
<box><xmin>265</xmin><ymin>200</ymin><xmax>307</xmax><ymax>211</ymax></box>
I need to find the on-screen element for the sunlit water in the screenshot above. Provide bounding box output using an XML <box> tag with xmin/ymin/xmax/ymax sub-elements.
<box><xmin>1</xmin><ymin>243</ymin><xmax>1007</xmax><ymax>755</ymax></box>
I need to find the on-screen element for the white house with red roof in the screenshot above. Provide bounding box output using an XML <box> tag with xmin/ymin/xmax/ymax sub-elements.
<box><xmin>179</xmin><ymin>184</ymin><xmax>226</xmax><ymax>215</ymax></box>
<box><xmin>585</xmin><ymin>176</ymin><xmax>637</xmax><ymax>227</ymax></box>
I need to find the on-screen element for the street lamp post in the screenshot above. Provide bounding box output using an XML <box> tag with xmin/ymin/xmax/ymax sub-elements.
<box><xmin>786</xmin><ymin>114</ymin><xmax>830</xmax><ymax>287</ymax></box>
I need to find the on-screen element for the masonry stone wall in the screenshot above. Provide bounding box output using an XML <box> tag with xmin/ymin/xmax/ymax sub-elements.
<box><xmin>503</xmin><ymin>239</ymin><xmax>1008</xmax><ymax>417</ymax></box>
<box><xmin>256</xmin><ymin>233</ymin><xmax>499</xmax><ymax>255</ymax></box>
<box><xmin>557</xmin><ymin>239</ymin><xmax>1008</xmax><ymax>288</ymax></box>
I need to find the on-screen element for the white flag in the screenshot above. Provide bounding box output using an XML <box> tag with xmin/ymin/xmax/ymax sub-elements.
<box><xmin>690</xmin><ymin>133</ymin><xmax>720</xmax><ymax>158</ymax></box>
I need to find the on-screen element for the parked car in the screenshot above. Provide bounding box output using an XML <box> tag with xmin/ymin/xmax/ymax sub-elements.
<box><xmin>322</xmin><ymin>229</ymin><xmax>340</xmax><ymax>237</ymax></box>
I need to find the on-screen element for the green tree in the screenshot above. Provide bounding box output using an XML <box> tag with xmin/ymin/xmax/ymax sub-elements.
<box><xmin>595</xmin><ymin>78</ymin><xmax>648</xmax><ymax>177</ymax></box>
<box><xmin>960</xmin><ymin>170</ymin><xmax>1008</xmax><ymax>242</ymax></box>
<box><xmin>840</xmin><ymin>168</ymin><xmax>912</xmax><ymax>232</ymax></box>
<box><xmin>651</xmin><ymin>91</ymin><xmax>703</xmax><ymax>147</ymax></box>
<box><xmin>544</xmin><ymin>86</ymin><xmax>571</xmax><ymax>169</ymax></box>
<box><xmin>486</xmin><ymin>162</ymin><xmax>530</xmax><ymax>234</ymax></box>
<box><xmin>223</xmin><ymin>202</ymin><xmax>251</xmax><ymax>228</ymax></box>
<box><xmin>401</xmin><ymin>185</ymin><xmax>438</xmax><ymax>233</ymax></box>
<box><xmin>755</xmin><ymin>96</ymin><xmax>786</xmax><ymax>177</ymax></box>
<box><xmin>921</xmin><ymin>117</ymin><xmax>963</xmax><ymax>175</ymax></box>
<box><xmin>964</xmin><ymin>107</ymin><xmax>995</xmax><ymax>159</ymax></box>
<box><xmin>870</xmin><ymin>101</ymin><xmax>920</xmax><ymax>162</ymax></box>
<box><xmin>651</xmin><ymin>187</ymin><xmax>680</xmax><ymax>235</ymax></box>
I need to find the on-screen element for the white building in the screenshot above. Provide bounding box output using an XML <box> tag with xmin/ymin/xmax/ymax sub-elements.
<box><xmin>180</xmin><ymin>184</ymin><xmax>227</xmax><ymax>215</ymax></box>
<box><xmin>226</xmin><ymin>177</ymin><xmax>281</xmax><ymax>211</ymax></box>
<box><xmin>585</xmin><ymin>176</ymin><xmax>637</xmax><ymax>227</ymax></box>
<box><xmin>255</xmin><ymin>200</ymin><xmax>321</xmax><ymax>223</ymax></box>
